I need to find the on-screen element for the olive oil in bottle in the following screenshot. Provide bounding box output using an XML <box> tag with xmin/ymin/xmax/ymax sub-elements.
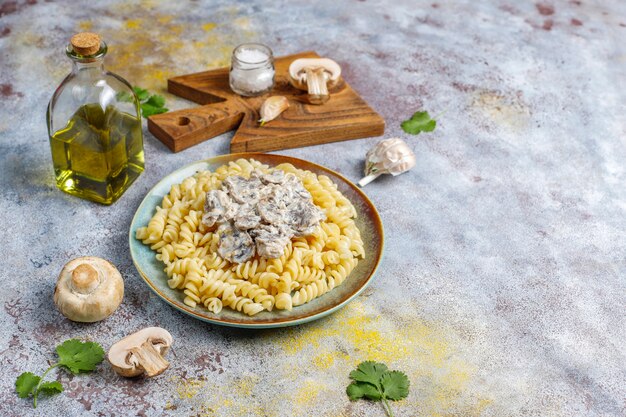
<box><xmin>47</xmin><ymin>32</ymin><xmax>144</xmax><ymax>205</ymax></box>
<box><xmin>50</xmin><ymin>103</ymin><xmax>144</xmax><ymax>204</ymax></box>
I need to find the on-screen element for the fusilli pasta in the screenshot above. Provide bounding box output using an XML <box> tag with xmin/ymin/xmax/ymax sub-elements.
<box><xmin>135</xmin><ymin>159</ymin><xmax>364</xmax><ymax>316</ymax></box>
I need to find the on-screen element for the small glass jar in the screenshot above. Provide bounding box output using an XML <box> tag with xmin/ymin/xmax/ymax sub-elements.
<box><xmin>229</xmin><ymin>43</ymin><xmax>275</xmax><ymax>97</ymax></box>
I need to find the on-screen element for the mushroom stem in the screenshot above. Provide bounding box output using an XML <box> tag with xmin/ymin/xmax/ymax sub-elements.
<box><xmin>130</xmin><ymin>340</ymin><xmax>170</xmax><ymax>377</ymax></box>
<box><xmin>71</xmin><ymin>263</ymin><xmax>100</xmax><ymax>294</ymax></box>
<box><xmin>305</xmin><ymin>67</ymin><xmax>330</xmax><ymax>104</ymax></box>
<box><xmin>358</xmin><ymin>173</ymin><xmax>381</xmax><ymax>187</ymax></box>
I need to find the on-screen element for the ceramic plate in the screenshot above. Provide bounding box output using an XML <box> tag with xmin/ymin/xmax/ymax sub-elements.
<box><xmin>129</xmin><ymin>153</ymin><xmax>384</xmax><ymax>328</ymax></box>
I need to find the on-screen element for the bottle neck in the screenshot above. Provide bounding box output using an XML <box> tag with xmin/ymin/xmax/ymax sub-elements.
<box><xmin>72</xmin><ymin>57</ymin><xmax>105</xmax><ymax>73</ymax></box>
<box><xmin>66</xmin><ymin>40</ymin><xmax>107</xmax><ymax>74</ymax></box>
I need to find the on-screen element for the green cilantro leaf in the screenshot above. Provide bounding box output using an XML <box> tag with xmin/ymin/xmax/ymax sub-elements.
<box><xmin>16</xmin><ymin>339</ymin><xmax>105</xmax><ymax>409</ymax></box>
<box><xmin>141</xmin><ymin>103</ymin><xmax>169</xmax><ymax>117</ymax></box>
<box><xmin>381</xmin><ymin>371</ymin><xmax>410</xmax><ymax>401</ymax></box>
<box><xmin>401</xmin><ymin>110</ymin><xmax>437</xmax><ymax>135</ymax></box>
<box><xmin>116</xmin><ymin>91</ymin><xmax>133</xmax><ymax>103</ymax></box>
<box><xmin>140</xmin><ymin>92</ymin><xmax>169</xmax><ymax>117</ymax></box>
<box><xmin>39</xmin><ymin>381</ymin><xmax>64</xmax><ymax>396</ymax></box>
<box><xmin>56</xmin><ymin>339</ymin><xmax>105</xmax><ymax>374</ymax></box>
<box><xmin>146</xmin><ymin>94</ymin><xmax>166</xmax><ymax>108</ymax></box>
<box><xmin>121</xmin><ymin>86</ymin><xmax>169</xmax><ymax>118</ymax></box>
<box><xmin>349</xmin><ymin>361</ymin><xmax>388</xmax><ymax>389</ymax></box>
<box><xmin>133</xmin><ymin>86</ymin><xmax>150</xmax><ymax>101</ymax></box>
<box><xmin>347</xmin><ymin>382</ymin><xmax>382</xmax><ymax>401</ymax></box>
<box><xmin>15</xmin><ymin>372</ymin><xmax>40</xmax><ymax>398</ymax></box>
<box><xmin>347</xmin><ymin>362</ymin><xmax>411</xmax><ymax>417</ymax></box>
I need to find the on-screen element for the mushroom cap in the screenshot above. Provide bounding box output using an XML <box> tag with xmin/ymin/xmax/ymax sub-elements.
<box><xmin>53</xmin><ymin>256</ymin><xmax>124</xmax><ymax>323</ymax></box>
<box><xmin>108</xmin><ymin>327</ymin><xmax>173</xmax><ymax>378</ymax></box>
<box><xmin>288</xmin><ymin>58</ymin><xmax>342</xmax><ymax>91</ymax></box>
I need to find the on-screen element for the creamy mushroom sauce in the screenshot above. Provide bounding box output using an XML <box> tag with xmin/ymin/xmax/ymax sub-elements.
<box><xmin>202</xmin><ymin>169</ymin><xmax>326</xmax><ymax>263</ymax></box>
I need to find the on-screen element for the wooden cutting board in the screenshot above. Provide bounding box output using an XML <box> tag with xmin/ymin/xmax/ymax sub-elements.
<box><xmin>147</xmin><ymin>51</ymin><xmax>385</xmax><ymax>153</ymax></box>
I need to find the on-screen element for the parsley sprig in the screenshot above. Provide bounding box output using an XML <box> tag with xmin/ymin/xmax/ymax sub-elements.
<box><xmin>15</xmin><ymin>339</ymin><xmax>105</xmax><ymax>408</ymax></box>
<box><xmin>347</xmin><ymin>361</ymin><xmax>410</xmax><ymax>417</ymax></box>
<box><xmin>117</xmin><ymin>86</ymin><xmax>169</xmax><ymax>118</ymax></box>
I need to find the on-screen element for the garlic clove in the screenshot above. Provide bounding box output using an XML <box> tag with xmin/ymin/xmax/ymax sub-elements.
<box><xmin>359</xmin><ymin>138</ymin><xmax>416</xmax><ymax>187</ymax></box>
<box><xmin>259</xmin><ymin>96</ymin><xmax>289</xmax><ymax>126</ymax></box>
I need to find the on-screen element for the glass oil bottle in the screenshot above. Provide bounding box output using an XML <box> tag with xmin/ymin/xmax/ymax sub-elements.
<box><xmin>47</xmin><ymin>32</ymin><xmax>144</xmax><ymax>205</ymax></box>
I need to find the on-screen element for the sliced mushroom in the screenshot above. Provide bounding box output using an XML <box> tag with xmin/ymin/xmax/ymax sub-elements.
<box><xmin>108</xmin><ymin>327</ymin><xmax>173</xmax><ymax>378</ymax></box>
<box><xmin>53</xmin><ymin>256</ymin><xmax>124</xmax><ymax>322</ymax></box>
<box><xmin>288</xmin><ymin>58</ymin><xmax>341</xmax><ymax>104</ymax></box>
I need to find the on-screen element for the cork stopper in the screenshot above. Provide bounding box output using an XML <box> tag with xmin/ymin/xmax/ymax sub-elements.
<box><xmin>70</xmin><ymin>32</ymin><xmax>101</xmax><ymax>56</ymax></box>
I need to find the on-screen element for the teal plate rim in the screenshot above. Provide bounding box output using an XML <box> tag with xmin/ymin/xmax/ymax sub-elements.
<box><xmin>129</xmin><ymin>153</ymin><xmax>384</xmax><ymax>329</ymax></box>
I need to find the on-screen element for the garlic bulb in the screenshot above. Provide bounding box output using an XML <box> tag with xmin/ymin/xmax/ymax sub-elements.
<box><xmin>259</xmin><ymin>96</ymin><xmax>289</xmax><ymax>126</ymax></box>
<box><xmin>358</xmin><ymin>138</ymin><xmax>416</xmax><ymax>187</ymax></box>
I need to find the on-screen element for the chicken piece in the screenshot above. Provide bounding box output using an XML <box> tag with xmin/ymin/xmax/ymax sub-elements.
<box><xmin>222</xmin><ymin>175</ymin><xmax>262</xmax><ymax>204</ymax></box>
<box><xmin>234</xmin><ymin>203</ymin><xmax>261</xmax><ymax>230</ymax></box>
<box><xmin>284</xmin><ymin>173</ymin><xmax>312</xmax><ymax>199</ymax></box>
<box><xmin>202</xmin><ymin>190</ymin><xmax>237</xmax><ymax>227</ymax></box>
<box><xmin>285</xmin><ymin>199</ymin><xmax>326</xmax><ymax>234</ymax></box>
<box><xmin>252</xmin><ymin>224</ymin><xmax>292</xmax><ymax>259</ymax></box>
<box><xmin>249</xmin><ymin>169</ymin><xmax>263</xmax><ymax>180</ymax></box>
<box><xmin>292</xmin><ymin>224</ymin><xmax>319</xmax><ymax>237</ymax></box>
<box><xmin>257</xmin><ymin>194</ymin><xmax>286</xmax><ymax>225</ymax></box>
<box><xmin>217</xmin><ymin>222</ymin><xmax>255</xmax><ymax>263</ymax></box>
<box><xmin>260</xmin><ymin>170</ymin><xmax>286</xmax><ymax>185</ymax></box>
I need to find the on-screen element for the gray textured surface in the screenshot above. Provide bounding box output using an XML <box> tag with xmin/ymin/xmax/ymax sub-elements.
<box><xmin>1</xmin><ymin>0</ymin><xmax>625</xmax><ymax>416</ymax></box>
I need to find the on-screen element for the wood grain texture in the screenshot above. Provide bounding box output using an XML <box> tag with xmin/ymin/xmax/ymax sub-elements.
<box><xmin>147</xmin><ymin>51</ymin><xmax>385</xmax><ymax>153</ymax></box>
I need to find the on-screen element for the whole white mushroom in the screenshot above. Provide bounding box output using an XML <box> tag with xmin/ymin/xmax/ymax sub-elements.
<box><xmin>53</xmin><ymin>256</ymin><xmax>124</xmax><ymax>322</ymax></box>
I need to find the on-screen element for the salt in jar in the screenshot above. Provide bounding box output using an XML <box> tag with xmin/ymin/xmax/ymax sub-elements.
<box><xmin>229</xmin><ymin>43</ymin><xmax>275</xmax><ymax>97</ymax></box>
